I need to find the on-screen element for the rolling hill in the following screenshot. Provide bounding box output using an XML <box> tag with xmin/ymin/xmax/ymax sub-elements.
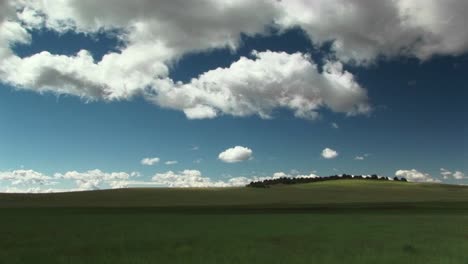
<box><xmin>1</xmin><ymin>180</ymin><xmax>467</xmax><ymax>209</ymax></box>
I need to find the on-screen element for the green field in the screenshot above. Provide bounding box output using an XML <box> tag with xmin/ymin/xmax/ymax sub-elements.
<box><xmin>1</xmin><ymin>180</ymin><xmax>467</xmax><ymax>263</ymax></box>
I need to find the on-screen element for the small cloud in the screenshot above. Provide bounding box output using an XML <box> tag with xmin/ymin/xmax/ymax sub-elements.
<box><xmin>453</xmin><ymin>171</ymin><xmax>466</xmax><ymax>180</ymax></box>
<box><xmin>272</xmin><ymin>171</ymin><xmax>318</xmax><ymax>179</ymax></box>
<box><xmin>193</xmin><ymin>158</ymin><xmax>203</xmax><ymax>164</ymax></box>
<box><xmin>165</xmin><ymin>160</ymin><xmax>178</xmax><ymax>165</ymax></box>
<box><xmin>440</xmin><ymin>168</ymin><xmax>452</xmax><ymax>179</ymax></box>
<box><xmin>440</xmin><ymin>168</ymin><xmax>465</xmax><ymax>180</ymax></box>
<box><xmin>140</xmin><ymin>157</ymin><xmax>160</xmax><ymax>166</ymax></box>
<box><xmin>218</xmin><ymin>146</ymin><xmax>253</xmax><ymax>163</ymax></box>
<box><xmin>289</xmin><ymin>169</ymin><xmax>300</xmax><ymax>175</ymax></box>
<box><xmin>355</xmin><ymin>153</ymin><xmax>370</xmax><ymax>160</ymax></box>
<box><xmin>191</xmin><ymin>145</ymin><xmax>199</xmax><ymax>151</ymax></box>
<box><xmin>321</xmin><ymin>148</ymin><xmax>338</xmax><ymax>159</ymax></box>
<box><xmin>331</xmin><ymin>122</ymin><xmax>339</xmax><ymax>129</ymax></box>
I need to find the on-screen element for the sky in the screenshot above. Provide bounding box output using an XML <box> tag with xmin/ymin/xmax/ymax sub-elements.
<box><xmin>0</xmin><ymin>0</ymin><xmax>467</xmax><ymax>192</ymax></box>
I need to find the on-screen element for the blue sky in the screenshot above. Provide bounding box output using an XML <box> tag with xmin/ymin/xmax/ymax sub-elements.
<box><xmin>0</xmin><ymin>0</ymin><xmax>467</xmax><ymax>191</ymax></box>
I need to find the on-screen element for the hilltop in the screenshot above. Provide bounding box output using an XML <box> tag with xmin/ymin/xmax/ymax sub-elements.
<box><xmin>1</xmin><ymin>180</ymin><xmax>467</xmax><ymax>209</ymax></box>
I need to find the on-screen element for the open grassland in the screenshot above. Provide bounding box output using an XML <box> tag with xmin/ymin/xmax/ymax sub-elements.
<box><xmin>0</xmin><ymin>180</ymin><xmax>467</xmax><ymax>264</ymax></box>
<box><xmin>1</xmin><ymin>180</ymin><xmax>467</xmax><ymax>208</ymax></box>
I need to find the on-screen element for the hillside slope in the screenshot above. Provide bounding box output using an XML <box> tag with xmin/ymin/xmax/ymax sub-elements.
<box><xmin>1</xmin><ymin>180</ymin><xmax>467</xmax><ymax>209</ymax></box>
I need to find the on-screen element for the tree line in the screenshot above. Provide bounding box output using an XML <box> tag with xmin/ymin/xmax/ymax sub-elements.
<box><xmin>247</xmin><ymin>174</ymin><xmax>407</xmax><ymax>188</ymax></box>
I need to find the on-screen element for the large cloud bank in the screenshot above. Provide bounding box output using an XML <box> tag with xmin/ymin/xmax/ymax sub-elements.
<box><xmin>0</xmin><ymin>167</ymin><xmax>317</xmax><ymax>192</ymax></box>
<box><xmin>1</xmin><ymin>0</ymin><xmax>465</xmax><ymax>119</ymax></box>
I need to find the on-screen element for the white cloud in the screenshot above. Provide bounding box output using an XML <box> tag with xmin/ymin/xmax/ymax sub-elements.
<box><xmin>0</xmin><ymin>168</ymin><xmax>141</xmax><ymax>192</ymax></box>
<box><xmin>16</xmin><ymin>6</ymin><xmax>44</xmax><ymax>29</ymax></box>
<box><xmin>0</xmin><ymin>169</ymin><xmax>55</xmax><ymax>185</ymax></box>
<box><xmin>354</xmin><ymin>156</ymin><xmax>365</xmax><ymax>160</ymax></box>
<box><xmin>0</xmin><ymin>0</ymin><xmax>278</xmax><ymax>103</ymax></box>
<box><xmin>21</xmin><ymin>0</ymin><xmax>278</xmax><ymax>51</ymax></box>
<box><xmin>277</xmin><ymin>0</ymin><xmax>468</xmax><ymax>63</ymax></box>
<box><xmin>165</xmin><ymin>160</ymin><xmax>178</xmax><ymax>165</ymax></box>
<box><xmin>12</xmin><ymin>0</ymin><xmax>467</xmax><ymax>65</ymax></box>
<box><xmin>151</xmin><ymin>169</ymin><xmax>318</xmax><ymax>188</ymax></box>
<box><xmin>331</xmin><ymin>122</ymin><xmax>339</xmax><ymax>129</ymax></box>
<box><xmin>55</xmin><ymin>169</ymin><xmax>139</xmax><ymax>190</ymax></box>
<box><xmin>147</xmin><ymin>51</ymin><xmax>370</xmax><ymax>120</ymax></box>
<box><xmin>0</xmin><ymin>0</ymin><xmax>466</xmax><ymax>122</ymax></box>
<box><xmin>322</xmin><ymin>148</ymin><xmax>338</xmax><ymax>159</ymax></box>
<box><xmin>2</xmin><ymin>186</ymin><xmax>73</xmax><ymax>193</ymax></box>
<box><xmin>0</xmin><ymin>166</ymin><xmax>321</xmax><ymax>191</ymax></box>
<box><xmin>395</xmin><ymin>169</ymin><xmax>440</xmax><ymax>183</ymax></box>
<box><xmin>0</xmin><ymin>1</ymin><xmax>373</xmax><ymax>121</ymax></box>
<box><xmin>440</xmin><ymin>168</ymin><xmax>452</xmax><ymax>179</ymax></box>
<box><xmin>151</xmin><ymin>169</ymin><xmax>232</xmax><ymax>188</ymax></box>
<box><xmin>271</xmin><ymin>171</ymin><xmax>319</xmax><ymax>180</ymax></box>
<box><xmin>453</xmin><ymin>171</ymin><xmax>466</xmax><ymax>180</ymax></box>
<box><xmin>2</xmin><ymin>166</ymin><xmax>463</xmax><ymax>192</ymax></box>
<box><xmin>440</xmin><ymin>168</ymin><xmax>466</xmax><ymax>180</ymax></box>
<box><xmin>218</xmin><ymin>146</ymin><xmax>253</xmax><ymax>163</ymax></box>
<box><xmin>0</xmin><ymin>19</ymin><xmax>30</xmax><ymax>60</ymax></box>
<box><xmin>183</xmin><ymin>105</ymin><xmax>217</xmax><ymax>120</ymax></box>
<box><xmin>141</xmin><ymin>157</ymin><xmax>160</xmax><ymax>166</ymax></box>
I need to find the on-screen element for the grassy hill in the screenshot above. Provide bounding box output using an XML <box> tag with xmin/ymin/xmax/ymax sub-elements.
<box><xmin>1</xmin><ymin>180</ymin><xmax>467</xmax><ymax>209</ymax></box>
<box><xmin>1</xmin><ymin>181</ymin><xmax>467</xmax><ymax>264</ymax></box>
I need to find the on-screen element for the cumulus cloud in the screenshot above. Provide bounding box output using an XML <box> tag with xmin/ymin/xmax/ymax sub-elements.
<box><xmin>0</xmin><ymin>0</ymin><xmax>467</xmax><ymax>121</ymax></box>
<box><xmin>218</xmin><ymin>146</ymin><xmax>253</xmax><ymax>163</ymax></box>
<box><xmin>440</xmin><ymin>168</ymin><xmax>466</xmax><ymax>180</ymax></box>
<box><xmin>0</xmin><ymin>168</ymin><xmax>141</xmax><ymax>192</ymax></box>
<box><xmin>141</xmin><ymin>157</ymin><xmax>160</xmax><ymax>166</ymax></box>
<box><xmin>395</xmin><ymin>169</ymin><xmax>440</xmax><ymax>183</ymax></box>
<box><xmin>271</xmin><ymin>171</ymin><xmax>319</xmax><ymax>180</ymax></box>
<box><xmin>0</xmin><ymin>169</ymin><xmax>55</xmax><ymax>185</ymax></box>
<box><xmin>277</xmin><ymin>0</ymin><xmax>468</xmax><ymax>63</ymax></box>
<box><xmin>454</xmin><ymin>171</ymin><xmax>466</xmax><ymax>180</ymax></box>
<box><xmin>3</xmin><ymin>166</ymin><xmax>463</xmax><ymax>192</ymax></box>
<box><xmin>322</xmin><ymin>148</ymin><xmax>338</xmax><ymax>159</ymax></box>
<box><xmin>55</xmin><ymin>169</ymin><xmax>139</xmax><ymax>190</ymax></box>
<box><xmin>0</xmin><ymin>167</ymin><xmax>275</xmax><ymax>191</ymax></box>
<box><xmin>151</xmin><ymin>169</ymin><xmax>319</xmax><ymax>188</ymax></box>
<box><xmin>1</xmin><ymin>1</ymin><xmax>369</xmax><ymax>121</ymax></box>
<box><xmin>11</xmin><ymin>0</ymin><xmax>467</xmax><ymax>65</ymax></box>
<box><xmin>151</xmin><ymin>169</ymin><xmax>238</xmax><ymax>188</ymax></box>
<box><xmin>165</xmin><ymin>160</ymin><xmax>178</xmax><ymax>165</ymax></box>
<box><xmin>147</xmin><ymin>51</ymin><xmax>370</xmax><ymax>119</ymax></box>
<box><xmin>0</xmin><ymin>0</ymin><xmax>277</xmax><ymax>103</ymax></box>
<box><xmin>152</xmin><ymin>170</ymin><xmax>205</xmax><ymax>187</ymax></box>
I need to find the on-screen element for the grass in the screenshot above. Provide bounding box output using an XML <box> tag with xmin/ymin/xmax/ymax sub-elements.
<box><xmin>1</xmin><ymin>180</ymin><xmax>467</xmax><ymax>208</ymax></box>
<box><xmin>0</xmin><ymin>180</ymin><xmax>467</xmax><ymax>263</ymax></box>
